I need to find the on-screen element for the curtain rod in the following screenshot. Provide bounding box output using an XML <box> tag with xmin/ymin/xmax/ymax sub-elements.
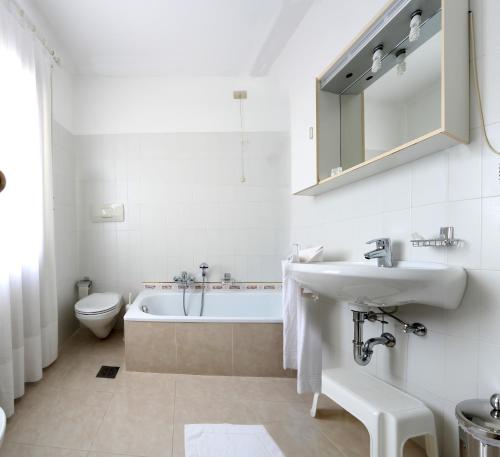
<box><xmin>2</xmin><ymin>0</ymin><xmax>61</xmax><ymax>65</ymax></box>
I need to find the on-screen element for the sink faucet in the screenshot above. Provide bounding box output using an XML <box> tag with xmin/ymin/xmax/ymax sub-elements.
<box><xmin>364</xmin><ymin>238</ymin><xmax>392</xmax><ymax>267</ymax></box>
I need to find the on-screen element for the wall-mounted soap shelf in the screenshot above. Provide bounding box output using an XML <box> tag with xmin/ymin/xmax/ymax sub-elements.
<box><xmin>411</xmin><ymin>226</ymin><xmax>461</xmax><ymax>247</ymax></box>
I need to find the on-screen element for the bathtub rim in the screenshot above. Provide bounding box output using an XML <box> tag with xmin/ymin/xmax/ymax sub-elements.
<box><xmin>124</xmin><ymin>289</ymin><xmax>283</xmax><ymax>324</ymax></box>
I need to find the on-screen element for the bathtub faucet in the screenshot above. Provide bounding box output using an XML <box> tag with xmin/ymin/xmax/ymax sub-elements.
<box><xmin>173</xmin><ymin>271</ymin><xmax>195</xmax><ymax>289</ymax></box>
<box><xmin>221</xmin><ymin>272</ymin><xmax>233</xmax><ymax>285</ymax></box>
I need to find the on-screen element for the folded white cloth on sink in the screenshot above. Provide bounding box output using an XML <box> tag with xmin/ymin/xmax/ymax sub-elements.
<box><xmin>296</xmin><ymin>245</ymin><xmax>324</xmax><ymax>263</ymax></box>
<box><xmin>184</xmin><ymin>424</ymin><xmax>284</xmax><ymax>457</ymax></box>
<box><xmin>282</xmin><ymin>256</ymin><xmax>323</xmax><ymax>394</ymax></box>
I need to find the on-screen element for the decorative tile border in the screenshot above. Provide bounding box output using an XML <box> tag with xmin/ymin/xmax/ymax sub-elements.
<box><xmin>142</xmin><ymin>281</ymin><xmax>282</xmax><ymax>292</ymax></box>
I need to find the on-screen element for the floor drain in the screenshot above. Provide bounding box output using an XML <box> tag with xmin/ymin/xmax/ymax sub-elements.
<box><xmin>96</xmin><ymin>366</ymin><xmax>120</xmax><ymax>379</ymax></box>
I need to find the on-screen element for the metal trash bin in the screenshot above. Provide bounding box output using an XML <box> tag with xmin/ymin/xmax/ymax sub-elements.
<box><xmin>456</xmin><ymin>394</ymin><xmax>500</xmax><ymax>456</ymax></box>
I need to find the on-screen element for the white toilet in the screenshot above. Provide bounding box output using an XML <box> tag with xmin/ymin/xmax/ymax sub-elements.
<box><xmin>75</xmin><ymin>292</ymin><xmax>122</xmax><ymax>339</ymax></box>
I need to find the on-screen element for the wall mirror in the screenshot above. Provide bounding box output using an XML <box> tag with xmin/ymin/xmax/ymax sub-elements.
<box><xmin>298</xmin><ymin>0</ymin><xmax>469</xmax><ymax>196</ymax></box>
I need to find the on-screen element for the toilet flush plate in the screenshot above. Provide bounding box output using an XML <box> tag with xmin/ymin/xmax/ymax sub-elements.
<box><xmin>91</xmin><ymin>203</ymin><xmax>124</xmax><ymax>222</ymax></box>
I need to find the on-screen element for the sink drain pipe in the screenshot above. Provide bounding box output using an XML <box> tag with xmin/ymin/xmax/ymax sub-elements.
<box><xmin>352</xmin><ymin>310</ymin><xmax>396</xmax><ymax>366</ymax></box>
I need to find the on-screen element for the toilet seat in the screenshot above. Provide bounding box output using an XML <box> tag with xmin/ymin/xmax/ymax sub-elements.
<box><xmin>75</xmin><ymin>292</ymin><xmax>122</xmax><ymax>316</ymax></box>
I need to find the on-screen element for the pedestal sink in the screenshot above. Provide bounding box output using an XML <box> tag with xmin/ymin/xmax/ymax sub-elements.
<box><xmin>289</xmin><ymin>261</ymin><xmax>467</xmax><ymax>309</ymax></box>
<box><xmin>0</xmin><ymin>407</ymin><xmax>5</xmax><ymax>448</ymax></box>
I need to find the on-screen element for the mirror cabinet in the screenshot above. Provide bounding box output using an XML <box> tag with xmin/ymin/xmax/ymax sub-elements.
<box><xmin>294</xmin><ymin>0</ymin><xmax>469</xmax><ymax>196</ymax></box>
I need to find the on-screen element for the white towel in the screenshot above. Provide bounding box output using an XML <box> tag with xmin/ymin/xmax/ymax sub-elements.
<box><xmin>297</xmin><ymin>245</ymin><xmax>324</xmax><ymax>263</ymax></box>
<box><xmin>282</xmin><ymin>258</ymin><xmax>323</xmax><ymax>394</ymax></box>
<box><xmin>184</xmin><ymin>424</ymin><xmax>284</xmax><ymax>457</ymax></box>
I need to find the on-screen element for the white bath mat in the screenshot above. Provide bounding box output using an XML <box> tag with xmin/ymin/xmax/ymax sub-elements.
<box><xmin>184</xmin><ymin>424</ymin><xmax>285</xmax><ymax>457</ymax></box>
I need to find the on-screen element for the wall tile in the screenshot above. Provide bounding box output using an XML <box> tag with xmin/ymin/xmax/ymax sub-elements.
<box><xmin>481</xmin><ymin>122</ymin><xmax>500</xmax><ymax>197</ymax></box>
<box><xmin>75</xmin><ymin>132</ymin><xmax>289</xmax><ymax>291</ymax></box>
<box><xmin>477</xmin><ymin>340</ymin><xmax>500</xmax><ymax>398</ymax></box>
<box><xmin>411</xmin><ymin>150</ymin><xmax>448</xmax><ymax>207</ymax></box>
<box><xmin>482</xmin><ymin>49</ymin><xmax>500</xmax><ymax>126</ymax></box>
<box><xmin>447</xmin><ymin>199</ymin><xmax>482</xmax><ymax>269</ymax></box>
<box><xmin>443</xmin><ymin>269</ymin><xmax>481</xmax><ymax>338</ymax></box>
<box><xmin>481</xmin><ymin>196</ymin><xmax>500</xmax><ymax>269</ymax></box>
<box><xmin>442</xmin><ymin>335</ymin><xmax>478</xmax><ymax>403</ymax></box>
<box><xmin>406</xmin><ymin>330</ymin><xmax>446</xmax><ymax>398</ymax></box>
<box><xmin>379</xmin><ymin>164</ymin><xmax>412</xmax><ymax>212</ymax></box>
<box><xmin>448</xmin><ymin>128</ymin><xmax>482</xmax><ymax>201</ymax></box>
<box><xmin>478</xmin><ymin>270</ymin><xmax>500</xmax><ymax>345</ymax></box>
<box><xmin>53</xmin><ymin>122</ymin><xmax>80</xmax><ymax>344</ymax></box>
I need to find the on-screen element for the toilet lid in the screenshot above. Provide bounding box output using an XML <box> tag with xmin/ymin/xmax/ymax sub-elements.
<box><xmin>75</xmin><ymin>293</ymin><xmax>122</xmax><ymax>315</ymax></box>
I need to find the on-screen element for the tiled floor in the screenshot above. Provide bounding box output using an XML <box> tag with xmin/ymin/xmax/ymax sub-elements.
<box><xmin>0</xmin><ymin>329</ymin><xmax>426</xmax><ymax>457</ymax></box>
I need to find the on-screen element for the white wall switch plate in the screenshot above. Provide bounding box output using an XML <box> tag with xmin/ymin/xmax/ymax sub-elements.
<box><xmin>91</xmin><ymin>203</ymin><xmax>124</xmax><ymax>222</ymax></box>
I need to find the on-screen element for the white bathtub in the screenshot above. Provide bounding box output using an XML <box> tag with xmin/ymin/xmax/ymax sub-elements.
<box><xmin>124</xmin><ymin>289</ymin><xmax>283</xmax><ymax>323</ymax></box>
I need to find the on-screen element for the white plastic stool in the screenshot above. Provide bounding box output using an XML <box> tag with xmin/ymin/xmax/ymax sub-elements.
<box><xmin>311</xmin><ymin>368</ymin><xmax>439</xmax><ymax>457</ymax></box>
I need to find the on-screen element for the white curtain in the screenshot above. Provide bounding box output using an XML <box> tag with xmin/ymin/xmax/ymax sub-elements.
<box><xmin>0</xmin><ymin>1</ymin><xmax>58</xmax><ymax>418</ymax></box>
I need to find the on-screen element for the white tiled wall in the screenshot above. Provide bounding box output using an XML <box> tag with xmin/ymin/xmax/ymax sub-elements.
<box><xmin>52</xmin><ymin>122</ymin><xmax>79</xmax><ymax>343</ymax></box>
<box><xmin>75</xmin><ymin>132</ymin><xmax>290</xmax><ymax>296</ymax></box>
<box><xmin>272</xmin><ymin>0</ymin><xmax>500</xmax><ymax>455</ymax></box>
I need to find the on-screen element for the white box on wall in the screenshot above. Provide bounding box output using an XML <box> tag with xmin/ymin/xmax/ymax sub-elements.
<box><xmin>91</xmin><ymin>203</ymin><xmax>124</xmax><ymax>222</ymax></box>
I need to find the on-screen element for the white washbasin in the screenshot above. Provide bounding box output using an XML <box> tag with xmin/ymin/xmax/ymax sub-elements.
<box><xmin>0</xmin><ymin>407</ymin><xmax>5</xmax><ymax>448</ymax></box>
<box><xmin>289</xmin><ymin>261</ymin><xmax>467</xmax><ymax>309</ymax></box>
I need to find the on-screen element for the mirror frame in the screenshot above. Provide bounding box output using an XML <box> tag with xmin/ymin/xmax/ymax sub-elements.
<box><xmin>296</xmin><ymin>0</ymin><xmax>469</xmax><ymax>196</ymax></box>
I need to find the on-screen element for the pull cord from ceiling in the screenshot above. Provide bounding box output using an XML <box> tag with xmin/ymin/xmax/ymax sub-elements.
<box><xmin>469</xmin><ymin>11</ymin><xmax>499</xmax><ymax>155</ymax></box>
<box><xmin>239</xmin><ymin>97</ymin><xmax>247</xmax><ymax>183</ymax></box>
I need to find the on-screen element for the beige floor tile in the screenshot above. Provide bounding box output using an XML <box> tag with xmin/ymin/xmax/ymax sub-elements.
<box><xmin>251</xmin><ymin>400</ymin><xmax>312</xmax><ymax>424</ymax></box>
<box><xmin>116</xmin><ymin>370</ymin><xmax>176</xmax><ymax>395</ymax></box>
<box><xmin>174</xmin><ymin>374</ymin><xmax>240</xmax><ymax>400</ymax></box>
<box><xmin>0</xmin><ymin>442</ymin><xmax>87</xmax><ymax>457</ymax></box>
<box><xmin>92</xmin><ymin>391</ymin><xmax>174</xmax><ymax>457</ymax></box>
<box><xmin>265</xmin><ymin>421</ymin><xmax>346</xmax><ymax>457</ymax></box>
<box><xmin>87</xmin><ymin>453</ymin><xmax>144</xmax><ymax>457</ymax></box>
<box><xmin>5</xmin><ymin>383</ymin><xmax>60</xmax><ymax>445</ymax></box>
<box><xmin>57</xmin><ymin>357</ymin><xmax>123</xmax><ymax>393</ymax></box>
<box><xmin>35</xmin><ymin>389</ymin><xmax>113</xmax><ymax>450</ymax></box>
<box><xmin>8</xmin><ymin>385</ymin><xmax>112</xmax><ymax>450</ymax></box>
<box><xmin>173</xmin><ymin>395</ymin><xmax>260</xmax><ymax>425</ymax></box>
<box><xmin>36</xmin><ymin>353</ymin><xmax>79</xmax><ymax>390</ymax></box>
<box><xmin>171</xmin><ymin>423</ymin><xmax>185</xmax><ymax>457</ymax></box>
<box><xmin>61</xmin><ymin>327</ymin><xmax>97</xmax><ymax>351</ymax></box>
<box><xmin>174</xmin><ymin>375</ymin><xmax>311</xmax><ymax>405</ymax></box>
<box><xmin>88</xmin><ymin>331</ymin><xmax>125</xmax><ymax>362</ymax></box>
<box><xmin>233</xmin><ymin>377</ymin><xmax>313</xmax><ymax>403</ymax></box>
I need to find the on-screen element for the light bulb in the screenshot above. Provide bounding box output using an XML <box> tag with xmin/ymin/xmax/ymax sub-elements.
<box><xmin>409</xmin><ymin>10</ymin><xmax>422</xmax><ymax>42</ymax></box>
<box><xmin>372</xmin><ymin>45</ymin><xmax>384</xmax><ymax>74</ymax></box>
<box><xmin>396</xmin><ymin>49</ymin><xmax>406</xmax><ymax>76</ymax></box>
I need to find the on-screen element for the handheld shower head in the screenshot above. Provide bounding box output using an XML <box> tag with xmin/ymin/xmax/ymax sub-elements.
<box><xmin>199</xmin><ymin>263</ymin><xmax>209</xmax><ymax>277</ymax></box>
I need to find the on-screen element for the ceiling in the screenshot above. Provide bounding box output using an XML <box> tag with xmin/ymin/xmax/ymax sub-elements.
<box><xmin>30</xmin><ymin>0</ymin><xmax>313</xmax><ymax>77</ymax></box>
